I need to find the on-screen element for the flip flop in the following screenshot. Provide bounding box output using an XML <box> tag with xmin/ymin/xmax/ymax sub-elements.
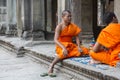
<box><xmin>49</xmin><ymin>73</ymin><xmax>57</xmax><ymax>77</ymax></box>
<box><xmin>40</xmin><ymin>73</ymin><xmax>48</xmax><ymax>77</ymax></box>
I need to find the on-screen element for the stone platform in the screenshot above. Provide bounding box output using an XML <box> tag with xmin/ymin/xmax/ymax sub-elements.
<box><xmin>0</xmin><ymin>36</ymin><xmax>119</xmax><ymax>80</ymax></box>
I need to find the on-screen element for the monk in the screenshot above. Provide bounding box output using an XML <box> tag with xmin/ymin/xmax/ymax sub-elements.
<box><xmin>90</xmin><ymin>12</ymin><xmax>120</xmax><ymax>67</ymax></box>
<box><xmin>40</xmin><ymin>10</ymin><xmax>89</xmax><ymax>77</ymax></box>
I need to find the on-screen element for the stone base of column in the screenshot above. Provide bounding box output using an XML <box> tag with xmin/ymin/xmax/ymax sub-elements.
<box><xmin>32</xmin><ymin>31</ymin><xmax>45</xmax><ymax>41</ymax></box>
<box><xmin>0</xmin><ymin>23</ymin><xmax>6</xmax><ymax>35</ymax></box>
<box><xmin>5</xmin><ymin>24</ymin><xmax>17</xmax><ymax>37</ymax></box>
<box><xmin>45</xmin><ymin>31</ymin><xmax>54</xmax><ymax>40</ymax></box>
<box><xmin>22</xmin><ymin>31</ymin><xmax>32</xmax><ymax>40</ymax></box>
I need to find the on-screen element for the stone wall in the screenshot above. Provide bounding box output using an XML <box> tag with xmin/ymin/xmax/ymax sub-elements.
<box><xmin>114</xmin><ymin>0</ymin><xmax>120</xmax><ymax>22</ymax></box>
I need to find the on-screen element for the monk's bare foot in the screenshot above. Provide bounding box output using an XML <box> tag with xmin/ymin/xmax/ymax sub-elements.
<box><xmin>89</xmin><ymin>59</ymin><xmax>101</xmax><ymax>64</ymax></box>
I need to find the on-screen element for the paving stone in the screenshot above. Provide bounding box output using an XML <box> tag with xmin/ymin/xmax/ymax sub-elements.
<box><xmin>0</xmin><ymin>46</ymin><xmax>72</xmax><ymax>80</ymax></box>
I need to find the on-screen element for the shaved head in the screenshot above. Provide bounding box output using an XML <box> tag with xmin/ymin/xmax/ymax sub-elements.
<box><xmin>103</xmin><ymin>12</ymin><xmax>117</xmax><ymax>25</ymax></box>
<box><xmin>62</xmin><ymin>10</ymin><xmax>71</xmax><ymax>17</ymax></box>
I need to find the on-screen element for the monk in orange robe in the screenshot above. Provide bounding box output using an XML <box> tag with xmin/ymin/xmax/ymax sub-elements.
<box><xmin>90</xmin><ymin>12</ymin><xmax>120</xmax><ymax>67</ymax></box>
<box><xmin>47</xmin><ymin>10</ymin><xmax>89</xmax><ymax>75</ymax></box>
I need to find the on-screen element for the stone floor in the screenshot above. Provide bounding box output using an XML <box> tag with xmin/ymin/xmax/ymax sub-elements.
<box><xmin>0</xmin><ymin>46</ymin><xmax>73</xmax><ymax>80</ymax></box>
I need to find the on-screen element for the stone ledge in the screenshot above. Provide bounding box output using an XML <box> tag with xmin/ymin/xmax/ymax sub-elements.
<box><xmin>0</xmin><ymin>39</ymin><xmax>119</xmax><ymax>80</ymax></box>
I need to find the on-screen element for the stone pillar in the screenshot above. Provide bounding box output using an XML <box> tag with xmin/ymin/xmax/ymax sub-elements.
<box><xmin>114</xmin><ymin>0</ymin><xmax>120</xmax><ymax>22</ymax></box>
<box><xmin>16</xmin><ymin>0</ymin><xmax>23</xmax><ymax>37</ymax></box>
<box><xmin>31</xmin><ymin>0</ymin><xmax>45</xmax><ymax>40</ymax></box>
<box><xmin>81</xmin><ymin>0</ymin><xmax>93</xmax><ymax>32</ymax></box>
<box><xmin>70</xmin><ymin>0</ymin><xmax>82</xmax><ymax>40</ymax></box>
<box><xmin>57</xmin><ymin>0</ymin><xmax>65</xmax><ymax>24</ymax></box>
<box><xmin>6</xmin><ymin>0</ymin><xmax>17</xmax><ymax>36</ymax></box>
<box><xmin>72</xmin><ymin>0</ymin><xmax>93</xmax><ymax>39</ymax></box>
<box><xmin>46</xmin><ymin>0</ymin><xmax>52</xmax><ymax>32</ymax></box>
<box><xmin>22</xmin><ymin>0</ymin><xmax>32</xmax><ymax>39</ymax></box>
<box><xmin>24</xmin><ymin>0</ymin><xmax>32</xmax><ymax>31</ymax></box>
<box><xmin>65</xmin><ymin>0</ymin><xmax>72</xmax><ymax>11</ymax></box>
<box><xmin>71</xmin><ymin>0</ymin><xmax>82</xmax><ymax>28</ymax></box>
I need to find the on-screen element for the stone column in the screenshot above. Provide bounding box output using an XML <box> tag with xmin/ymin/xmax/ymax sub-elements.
<box><xmin>114</xmin><ymin>0</ymin><xmax>120</xmax><ymax>22</ymax></box>
<box><xmin>70</xmin><ymin>0</ymin><xmax>82</xmax><ymax>40</ymax></box>
<box><xmin>16</xmin><ymin>0</ymin><xmax>23</xmax><ymax>37</ymax></box>
<box><xmin>31</xmin><ymin>0</ymin><xmax>45</xmax><ymax>40</ymax></box>
<box><xmin>65</xmin><ymin>0</ymin><xmax>72</xmax><ymax>10</ymax></box>
<box><xmin>46</xmin><ymin>0</ymin><xmax>52</xmax><ymax>32</ymax></box>
<box><xmin>81</xmin><ymin>0</ymin><xmax>93</xmax><ymax>32</ymax></box>
<box><xmin>6</xmin><ymin>0</ymin><xmax>17</xmax><ymax>36</ymax></box>
<box><xmin>71</xmin><ymin>0</ymin><xmax>82</xmax><ymax>27</ymax></box>
<box><xmin>57</xmin><ymin>0</ymin><xmax>65</xmax><ymax>24</ymax></box>
<box><xmin>70</xmin><ymin>0</ymin><xmax>93</xmax><ymax>40</ymax></box>
<box><xmin>22</xmin><ymin>0</ymin><xmax>32</xmax><ymax>39</ymax></box>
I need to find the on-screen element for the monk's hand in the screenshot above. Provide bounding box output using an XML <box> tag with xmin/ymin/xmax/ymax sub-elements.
<box><xmin>78</xmin><ymin>47</ymin><xmax>83</xmax><ymax>53</ymax></box>
<box><xmin>62</xmin><ymin>48</ymin><xmax>68</xmax><ymax>57</ymax></box>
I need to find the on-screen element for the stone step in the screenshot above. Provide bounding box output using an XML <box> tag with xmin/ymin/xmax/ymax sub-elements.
<box><xmin>0</xmin><ymin>38</ymin><xmax>119</xmax><ymax>80</ymax></box>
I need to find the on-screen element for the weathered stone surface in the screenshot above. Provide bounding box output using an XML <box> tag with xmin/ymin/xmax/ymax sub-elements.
<box><xmin>6</xmin><ymin>0</ymin><xmax>17</xmax><ymax>36</ymax></box>
<box><xmin>16</xmin><ymin>46</ymin><xmax>25</xmax><ymax>57</ymax></box>
<box><xmin>0</xmin><ymin>23</ymin><xmax>6</xmax><ymax>35</ymax></box>
<box><xmin>24</xmin><ymin>0</ymin><xmax>32</xmax><ymax>31</ymax></box>
<box><xmin>0</xmin><ymin>46</ymin><xmax>71</xmax><ymax>80</ymax></box>
<box><xmin>32</xmin><ymin>31</ymin><xmax>45</xmax><ymax>41</ymax></box>
<box><xmin>16</xmin><ymin>0</ymin><xmax>23</xmax><ymax>37</ymax></box>
<box><xmin>32</xmin><ymin>0</ymin><xmax>45</xmax><ymax>31</ymax></box>
<box><xmin>114</xmin><ymin>0</ymin><xmax>120</xmax><ymax>22</ymax></box>
<box><xmin>22</xmin><ymin>31</ymin><xmax>32</xmax><ymax>40</ymax></box>
<box><xmin>81</xmin><ymin>0</ymin><xmax>93</xmax><ymax>32</ymax></box>
<box><xmin>5</xmin><ymin>24</ymin><xmax>17</xmax><ymax>36</ymax></box>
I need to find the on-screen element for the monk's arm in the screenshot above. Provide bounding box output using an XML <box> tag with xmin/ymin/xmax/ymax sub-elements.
<box><xmin>75</xmin><ymin>35</ymin><xmax>83</xmax><ymax>52</ymax></box>
<box><xmin>54</xmin><ymin>25</ymin><xmax>68</xmax><ymax>56</ymax></box>
<box><xmin>93</xmin><ymin>42</ymin><xmax>102</xmax><ymax>52</ymax></box>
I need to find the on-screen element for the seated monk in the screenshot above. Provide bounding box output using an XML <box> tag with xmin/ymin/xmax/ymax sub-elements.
<box><xmin>90</xmin><ymin>12</ymin><xmax>120</xmax><ymax>67</ymax></box>
<box><xmin>45</xmin><ymin>10</ymin><xmax>89</xmax><ymax>76</ymax></box>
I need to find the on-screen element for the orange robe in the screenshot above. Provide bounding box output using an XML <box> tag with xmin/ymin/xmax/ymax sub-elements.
<box><xmin>90</xmin><ymin>23</ymin><xmax>120</xmax><ymax>66</ymax></box>
<box><xmin>56</xmin><ymin>23</ymin><xmax>88</xmax><ymax>59</ymax></box>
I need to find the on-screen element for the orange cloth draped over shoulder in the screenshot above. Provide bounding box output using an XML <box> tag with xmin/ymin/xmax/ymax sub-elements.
<box><xmin>56</xmin><ymin>23</ymin><xmax>88</xmax><ymax>59</ymax></box>
<box><xmin>90</xmin><ymin>23</ymin><xmax>120</xmax><ymax>66</ymax></box>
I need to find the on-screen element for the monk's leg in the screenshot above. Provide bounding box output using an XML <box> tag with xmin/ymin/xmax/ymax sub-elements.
<box><xmin>48</xmin><ymin>56</ymin><xmax>61</xmax><ymax>73</ymax></box>
<box><xmin>90</xmin><ymin>50</ymin><xmax>111</xmax><ymax>65</ymax></box>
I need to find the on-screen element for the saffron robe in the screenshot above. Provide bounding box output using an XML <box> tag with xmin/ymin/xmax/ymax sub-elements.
<box><xmin>56</xmin><ymin>23</ymin><xmax>88</xmax><ymax>59</ymax></box>
<box><xmin>90</xmin><ymin>23</ymin><xmax>120</xmax><ymax>66</ymax></box>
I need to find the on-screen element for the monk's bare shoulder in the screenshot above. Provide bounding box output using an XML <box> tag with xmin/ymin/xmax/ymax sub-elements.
<box><xmin>55</xmin><ymin>23</ymin><xmax>62</xmax><ymax>32</ymax></box>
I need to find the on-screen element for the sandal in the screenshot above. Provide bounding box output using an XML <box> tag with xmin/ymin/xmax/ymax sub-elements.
<box><xmin>40</xmin><ymin>73</ymin><xmax>48</xmax><ymax>77</ymax></box>
<box><xmin>49</xmin><ymin>73</ymin><xmax>57</xmax><ymax>77</ymax></box>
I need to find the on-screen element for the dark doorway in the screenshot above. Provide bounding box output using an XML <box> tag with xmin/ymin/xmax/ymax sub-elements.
<box><xmin>92</xmin><ymin>0</ymin><xmax>114</xmax><ymax>41</ymax></box>
<box><xmin>51</xmin><ymin>0</ymin><xmax>57</xmax><ymax>31</ymax></box>
<box><xmin>45</xmin><ymin>0</ymin><xmax>57</xmax><ymax>40</ymax></box>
